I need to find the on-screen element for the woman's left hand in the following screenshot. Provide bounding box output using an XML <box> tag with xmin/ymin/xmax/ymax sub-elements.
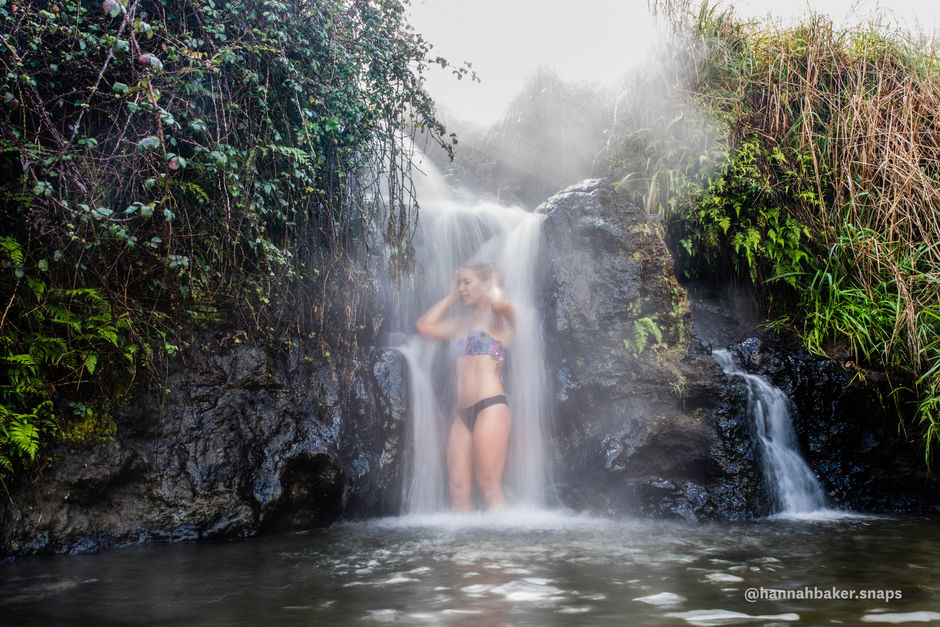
<box><xmin>487</xmin><ymin>284</ymin><xmax>503</xmax><ymax>304</ymax></box>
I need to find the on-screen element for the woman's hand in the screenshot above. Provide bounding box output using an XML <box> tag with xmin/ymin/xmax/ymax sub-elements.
<box><xmin>486</xmin><ymin>269</ymin><xmax>506</xmax><ymax>306</ymax></box>
<box><xmin>487</xmin><ymin>279</ymin><xmax>515</xmax><ymax>326</ymax></box>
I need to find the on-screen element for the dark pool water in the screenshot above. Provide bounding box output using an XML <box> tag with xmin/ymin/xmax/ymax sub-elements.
<box><xmin>1</xmin><ymin>509</ymin><xmax>938</xmax><ymax>626</ymax></box>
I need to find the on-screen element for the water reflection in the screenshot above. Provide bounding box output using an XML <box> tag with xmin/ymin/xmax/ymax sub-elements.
<box><xmin>1</xmin><ymin>511</ymin><xmax>938</xmax><ymax>625</ymax></box>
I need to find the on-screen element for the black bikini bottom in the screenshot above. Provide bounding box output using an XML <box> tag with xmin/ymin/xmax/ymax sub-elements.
<box><xmin>457</xmin><ymin>394</ymin><xmax>508</xmax><ymax>432</ymax></box>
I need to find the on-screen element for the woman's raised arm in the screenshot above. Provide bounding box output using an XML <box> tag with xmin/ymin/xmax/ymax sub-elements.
<box><xmin>416</xmin><ymin>275</ymin><xmax>465</xmax><ymax>339</ymax></box>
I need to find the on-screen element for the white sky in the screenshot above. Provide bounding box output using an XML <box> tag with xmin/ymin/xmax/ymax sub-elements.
<box><xmin>408</xmin><ymin>0</ymin><xmax>940</xmax><ymax>126</ymax></box>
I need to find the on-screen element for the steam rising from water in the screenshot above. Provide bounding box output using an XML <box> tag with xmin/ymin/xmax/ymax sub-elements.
<box><xmin>394</xmin><ymin>156</ymin><xmax>550</xmax><ymax>513</ymax></box>
<box><xmin>409</xmin><ymin>0</ymin><xmax>938</xmax><ymax>129</ymax></box>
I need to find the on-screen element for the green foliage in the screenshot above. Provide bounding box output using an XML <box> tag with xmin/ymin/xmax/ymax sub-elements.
<box><xmin>624</xmin><ymin>317</ymin><xmax>664</xmax><ymax>354</ymax></box>
<box><xmin>0</xmin><ymin>1</ymin><xmax>456</xmax><ymax>478</ymax></box>
<box><xmin>0</xmin><ymin>234</ymin><xmax>145</xmax><ymax>472</ymax></box>
<box><xmin>798</xmin><ymin>227</ymin><xmax>898</xmax><ymax>364</ymax></box>
<box><xmin>682</xmin><ymin>137</ymin><xmax>811</xmax><ymax>287</ymax></box>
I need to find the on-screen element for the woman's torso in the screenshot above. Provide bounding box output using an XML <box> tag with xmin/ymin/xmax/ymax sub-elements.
<box><xmin>455</xmin><ymin>325</ymin><xmax>510</xmax><ymax>408</ymax></box>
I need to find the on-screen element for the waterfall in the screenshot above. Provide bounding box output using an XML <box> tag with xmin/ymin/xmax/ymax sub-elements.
<box><xmin>712</xmin><ymin>349</ymin><xmax>828</xmax><ymax>515</ymax></box>
<box><xmin>394</xmin><ymin>158</ymin><xmax>550</xmax><ymax>514</ymax></box>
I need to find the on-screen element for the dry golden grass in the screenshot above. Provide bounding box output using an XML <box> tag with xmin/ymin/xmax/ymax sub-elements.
<box><xmin>645</xmin><ymin>0</ymin><xmax>940</xmax><ymax>458</ymax></box>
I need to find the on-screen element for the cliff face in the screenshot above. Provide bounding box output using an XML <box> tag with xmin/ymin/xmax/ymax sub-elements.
<box><xmin>1</xmin><ymin>312</ymin><xmax>410</xmax><ymax>559</ymax></box>
<box><xmin>5</xmin><ymin>179</ymin><xmax>937</xmax><ymax>559</ymax></box>
<box><xmin>539</xmin><ymin>179</ymin><xmax>940</xmax><ymax>519</ymax></box>
<box><xmin>538</xmin><ymin>179</ymin><xmax>761</xmax><ymax>520</ymax></box>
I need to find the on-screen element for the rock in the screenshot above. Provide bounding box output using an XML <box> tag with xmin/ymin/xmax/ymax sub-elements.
<box><xmin>731</xmin><ymin>334</ymin><xmax>940</xmax><ymax>514</ymax></box>
<box><xmin>341</xmin><ymin>348</ymin><xmax>410</xmax><ymax>517</ymax></box>
<box><xmin>0</xmin><ymin>333</ymin><xmax>410</xmax><ymax>559</ymax></box>
<box><xmin>540</xmin><ymin>179</ymin><xmax>754</xmax><ymax>520</ymax></box>
<box><xmin>539</xmin><ymin>177</ymin><xmax>939</xmax><ymax>519</ymax></box>
<box><xmin>0</xmin><ymin>206</ymin><xmax>412</xmax><ymax>560</ymax></box>
<box><xmin>7</xmin><ymin>174</ymin><xmax>936</xmax><ymax>561</ymax></box>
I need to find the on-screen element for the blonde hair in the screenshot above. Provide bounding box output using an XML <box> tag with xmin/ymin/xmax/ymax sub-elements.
<box><xmin>460</xmin><ymin>261</ymin><xmax>497</xmax><ymax>280</ymax></box>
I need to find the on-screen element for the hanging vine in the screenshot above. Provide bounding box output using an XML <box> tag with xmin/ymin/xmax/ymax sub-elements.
<box><xmin>0</xmin><ymin>0</ymin><xmax>463</xmax><ymax>480</ymax></box>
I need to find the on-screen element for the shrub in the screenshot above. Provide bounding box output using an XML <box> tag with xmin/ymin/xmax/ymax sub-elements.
<box><xmin>0</xmin><ymin>0</ymin><xmax>458</xmax><ymax>480</ymax></box>
<box><xmin>614</xmin><ymin>1</ymin><xmax>940</xmax><ymax>464</ymax></box>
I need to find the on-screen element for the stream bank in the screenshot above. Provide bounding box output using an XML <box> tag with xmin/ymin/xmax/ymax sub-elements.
<box><xmin>3</xmin><ymin>179</ymin><xmax>937</xmax><ymax>560</ymax></box>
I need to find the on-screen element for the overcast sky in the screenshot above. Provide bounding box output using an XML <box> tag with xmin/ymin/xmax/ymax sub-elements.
<box><xmin>408</xmin><ymin>0</ymin><xmax>940</xmax><ymax>126</ymax></box>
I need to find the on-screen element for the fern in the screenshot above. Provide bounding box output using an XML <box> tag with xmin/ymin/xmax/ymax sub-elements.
<box><xmin>0</xmin><ymin>236</ymin><xmax>24</xmax><ymax>266</ymax></box>
<box><xmin>263</xmin><ymin>144</ymin><xmax>314</xmax><ymax>169</ymax></box>
<box><xmin>96</xmin><ymin>325</ymin><xmax>119</xmax><ymax>346</ymax></box>
<box><xmin>625</xmin><ymin>317</ymin><xmax>664</xmax><ymax>354</ymax></box>
<box><xmin>181</xmin><ymin>181</ymin><xmax>210</xmax><ymax>203</ymax></box>
<box><xmin>7</xmin><ymin>419</ymin><xmax>39</xmax><ymax>461</ymax></box>
<box><xmin>5</xmin><ymin>353</ymin><xmax>36</xmax><ymax>368</ymax></box>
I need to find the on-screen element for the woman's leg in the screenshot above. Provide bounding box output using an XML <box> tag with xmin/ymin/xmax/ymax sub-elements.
<box><xmin>472</xmin><ymin>403</ymin><xmax>512</xmax><ymax>509</ymax></box>
<box><xmin>446</xmin><ymin>417</ymin><xmax>474</xmax><ymax>512</ymax></box>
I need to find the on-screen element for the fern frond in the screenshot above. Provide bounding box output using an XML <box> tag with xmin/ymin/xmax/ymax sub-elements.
<box><xmin>263</xmin><ymin>144</ymin><xmax>314</xmax><ymax>168</ymax></box>
<box><xmin>0</xmin><ymin>236</ymin><xmax>24</xmax><ymax>266</ymax></box>
<box><xmin>8</xmin><ymin>420</ymin><xmax>39</xmax><ymax>461</ymax></box>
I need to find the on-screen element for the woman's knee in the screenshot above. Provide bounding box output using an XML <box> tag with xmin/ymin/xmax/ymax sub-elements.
<box><xmin>475</xmin><ymin>469</ymin><xmax>502</xmax><ymax>494</ymax></box>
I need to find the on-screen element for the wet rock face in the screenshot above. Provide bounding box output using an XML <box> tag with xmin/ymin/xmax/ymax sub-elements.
<box><xmin>729</xmin><ymin>335</ymin><xmax>940</xmax><ymax>514</ymax></box>
<box><xmin>539</xmin><ymin>179</ymin><xmax>939</xmax><ymax>518</ymax></box>
<box><xmin>539</xmin><ymin>179</ymin><xmax>757</xmax><ymax>520</ymax></box>
<box><xmin>0</xmin><ymin>339</ymin><xmax>409</xmax><ymax>559</ymax></box>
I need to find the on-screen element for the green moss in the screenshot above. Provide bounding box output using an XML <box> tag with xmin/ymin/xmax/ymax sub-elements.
<box><xmin>63</xmin><ymin>404</ymin><xmax>117</xmax><ymax>445</ymax></box>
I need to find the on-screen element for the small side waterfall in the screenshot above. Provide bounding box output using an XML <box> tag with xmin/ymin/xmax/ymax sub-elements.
<box><xmin>712</xmin><ymin>349</ymin><xmax>828</xmax><ymax>515</ymax></box>
<box><xmin>394</xmin><ymin>158</ymin><xmax>550</xmax><ymax>514</ymax></box>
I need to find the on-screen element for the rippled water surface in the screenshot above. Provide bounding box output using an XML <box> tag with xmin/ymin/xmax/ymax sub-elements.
<box><xmin>2</xmin><ymin>510</ymin><xmax>939</xmax><ymax>625</ymax></box>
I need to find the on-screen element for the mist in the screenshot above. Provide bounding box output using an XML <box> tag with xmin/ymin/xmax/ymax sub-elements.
<box><xmin>408</xmin><ymin>0</ymin><xmax>940</xmax><ymax>208</ymax></box>
<box><xmin>410</xmin><ymin>8</ymin><xmax>721</xmax><ymax>209</ymax></box>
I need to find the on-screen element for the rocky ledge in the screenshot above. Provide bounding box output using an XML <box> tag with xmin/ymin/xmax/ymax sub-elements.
<box><xmin>538</xmin><ymin>178</ymin><xmax>940</xmax><ymax>519</ymax></box>
<box><xmin>0</xmin><ymin>336</ymin><xmax>409</xmax><ymax>559</ymax></box>
<box><xmin>538</xmin><ymin>179</ymin><xmax>763</xmax><ymax>520</ymax></box>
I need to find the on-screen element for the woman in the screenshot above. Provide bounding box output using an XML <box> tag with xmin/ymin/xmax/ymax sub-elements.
<box><xmin>415</xmin><ymin>262</ymin><xmax>515</xmax><ymax>512</ymax></box>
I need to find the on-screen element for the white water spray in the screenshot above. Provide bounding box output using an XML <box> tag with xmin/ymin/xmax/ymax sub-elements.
<box><xmin>712</xmin><ymin>349</ymin><xmax>828</xmax><ymax>515</ymax></box>
<box><xmin>394</xmin><ymin>158</ymin><xmax>550</xmax><ymax>514</ymax></box>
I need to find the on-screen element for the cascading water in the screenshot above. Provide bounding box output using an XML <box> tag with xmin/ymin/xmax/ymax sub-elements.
<box><xmin>393</xmin><ymin>157</ymin><xmax>550</xmax><ymax>514</ymax></box>
<box><xmin>712</xmin><ymin>349</ymin><xmax>828</xmax><ymax>515</ymax></box>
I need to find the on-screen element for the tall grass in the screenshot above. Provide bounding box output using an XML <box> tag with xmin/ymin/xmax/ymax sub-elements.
<box><xmin>619</xmin><ymin>1</ymin><xmax>940</xmax><ymax>465</ymax></box>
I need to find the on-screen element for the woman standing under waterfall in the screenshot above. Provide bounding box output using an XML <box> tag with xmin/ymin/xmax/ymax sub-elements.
<box><xmin>416</xmin><ymin>262</ymin><xmax>515</xmax><ymax>512</ymax></box>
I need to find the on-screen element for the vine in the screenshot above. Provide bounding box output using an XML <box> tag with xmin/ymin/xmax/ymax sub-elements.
<box><xmin>0</xmin><ymin>0</ymin><xmax>461</xmax><ymax>478</ymax></box>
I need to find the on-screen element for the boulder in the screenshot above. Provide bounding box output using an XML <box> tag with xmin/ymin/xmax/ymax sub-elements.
<box><xmin>729</xmin><ymin>334</ymin><xmax>940</xmax><ymax>514</ymax></box>
<box><xmin>0</xmin><ymin>335</ymin><xmax>408</xmax><ymax>559</ymax></box>
<box><xmin>539</xmin><ymin>179</ymin><xmax>757</xmax><ymax>520</ymax></box>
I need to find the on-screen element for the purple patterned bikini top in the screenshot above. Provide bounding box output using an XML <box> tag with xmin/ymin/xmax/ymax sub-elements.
<box><xmin>461</xmin><ymin>329</ymin><xmax>507</xmax><ymax>363</ymax></box>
